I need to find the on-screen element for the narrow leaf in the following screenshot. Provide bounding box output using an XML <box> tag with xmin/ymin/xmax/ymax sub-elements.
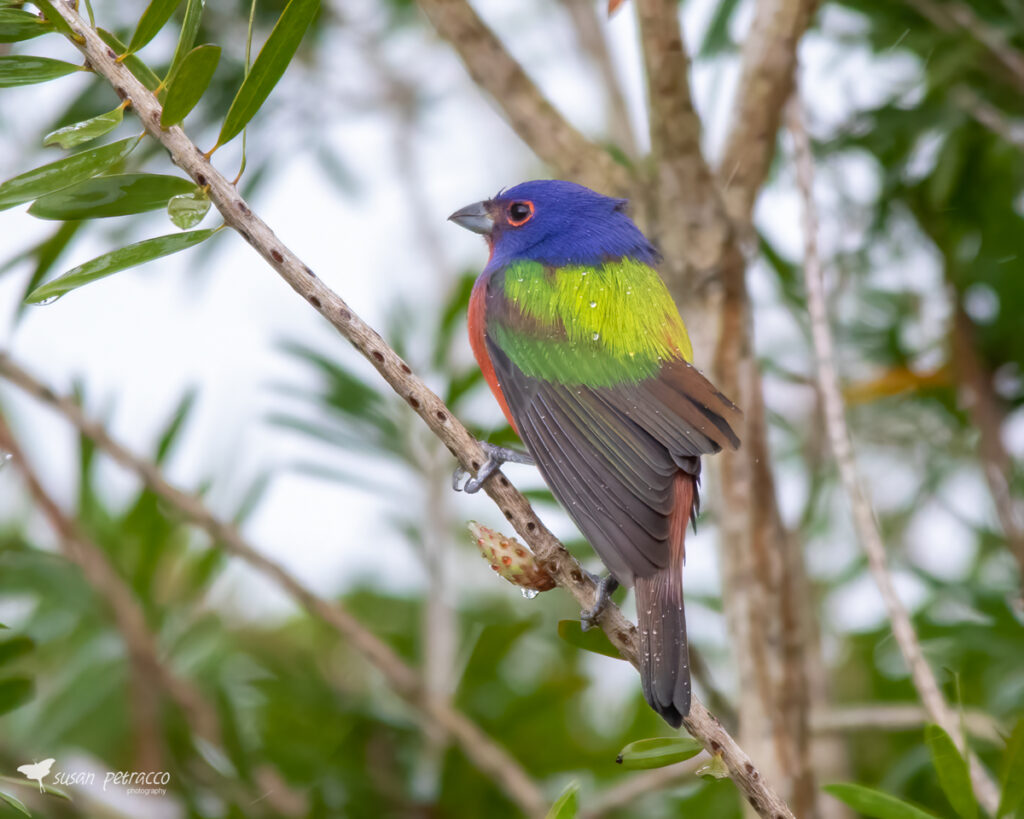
<box><xmin>545</xmin><ymin>782</ymin><xmax>579</xmax><ymax>819</ymax></box>
<box><xmin>29</xmin><ymin>174</ymin><xmax>196</xmax><ymax>220</ymax></box>
<box><xmin>925</xmin><ymin>725</ymin><xmax>976</xmax><ymax>819</ymax></box>
<box><xmin>0</xmin><ymin>137</ymin><xmax>139</xmax><ymax>211</ymax></box>
<box><xmin>218</xmin><ymin>0</ymin><xmax>319</xmax><ymax>145</ymax></box>
<box><xmin>43</xmin><ymin>106</ymin><xmax>124</xmax><ymax>149</ymax></box>
<box><xmin>167</xmin><ymin>0</ymin><xmax>205</xmax><ymax>79</ymax></box>
<box><xmin>998</xmin><ymin>718</ymin><xmax>1024</xmax><ymax>818</ymax></box>
<box><xmin>0</xmin><ymin>677</ymin><xmax>33</xmax><ymax>716</ymax></box>
<box><xmin>0</xmin><ymin>637</ymin><xmax>34</xmax><ymax>666</ymax></box>
<box><xmin>0</xmin><ymin>8</ymin><xmax>52</xmax><ymax>42</ymax></box>
<box><xmin>167</xmin><ymin>189</ymin><xmax>210</xmax><ymax>228</ymax></box>
<box><xmin>0</xmin><ymin>790</ymin><xmax>30</xmax><ymax>817</ymax></box>
<box><xmin>97</xmin><ymin>28</ymin><xmax>161</xmax><ymax>91</ymax></box>
<box><xmin>557</xmin><ymin>620</ymin><xmax>624</xmax><ymax>660</ymax></box>
<box><xmin>0</xmin><ymin>55</ymin><xmax>80</xmax><ymax>87</ymax></box>
<box><xmin>616</xmin><ymin>737</ymin><xmax>704</xmax><ymax>770</ymax></box>
<box><xmin>161</xmin><ymin>44</ymin><xmax>219</xmax><ymax>126</ymax></box>
<box><xmin>26</xmin><ymin>228</ymin><xmax>216</xmax><ymax>303</ymax></box>
<box><xmin>824</xmin><ymin>784</ymin><xmax>940</xmax><ymax>819</ymax></box>
<box><xmin>30</xmin><ymin>0</ymin><xmax>78</xmax><ymax>40</ymax></box>
<box><xmin>127</xmin><ymin>0</ymin><xmax>182</xmax><ymax>54</ymax></box>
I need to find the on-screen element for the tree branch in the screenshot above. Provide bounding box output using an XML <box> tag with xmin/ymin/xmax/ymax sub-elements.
<box><xmin>0</xmin><ymin>354</ymin><xmax>547</xmax><ymax>819</ymax></box>
<box><xmin>0</xmin><ymin>415</ymin><xmax>305</xmax><ymax>814</ymax></box>
<box><xmin>29</xmin><ymin>5</ymin><xmax>797</xmax><ymax>815</ymax></box>
<box><xmin>719</xmin><ymin>0</ymin><xmax>818</xmax><ymax>224</ymax></box>
<box><xmin>951</xmin><ymin>300</ymin><xmax>1024</xmax><ymax>592</ymax></box>
<box><xmin>787</xmin><ymin>92</ymin><xmax>1001</xmax><ymax>814</ymax></box>
<box><xmin>904</xmin><ymin>0</ymin><xmax>1024</xmax><ymax>95</ymax></box>
<box><xmin>635</xmin><ymin>0</ymin><xmax>731</xmax><ymax>282</ymax></box>
<box><xmin>416</xmin><ymin>0</ymin><xmax>633</xmax><ymax>196</ymax></box>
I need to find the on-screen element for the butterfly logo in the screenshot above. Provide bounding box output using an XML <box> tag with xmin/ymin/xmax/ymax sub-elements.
<box><xmin>17</xmin><ymin>759</ymin><xmax>55</xmax><ymax>793</ymax></box>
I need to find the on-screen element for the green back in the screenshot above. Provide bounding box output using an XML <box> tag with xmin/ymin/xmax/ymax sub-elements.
<box><xmin>491</xmin><ymin>258</ymin><xmax>693</xmax><ymax>388</ymax></box>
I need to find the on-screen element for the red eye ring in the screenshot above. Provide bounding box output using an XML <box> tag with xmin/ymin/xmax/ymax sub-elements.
<box><xmin>507</xmin><ymin>200</ymin><xmax>534</xmax><ymax>227</ymax></box>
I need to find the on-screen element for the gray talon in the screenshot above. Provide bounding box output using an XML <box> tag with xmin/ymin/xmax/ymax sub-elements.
<box><xmin>581</xmin><ymin>574</ymin><xmax>620</xmax><ymax>631</ymax></box>
<box><xmin>453</xmin><ymin>442</ymin><xmax>534</xmax><ymax>494</ymax></box>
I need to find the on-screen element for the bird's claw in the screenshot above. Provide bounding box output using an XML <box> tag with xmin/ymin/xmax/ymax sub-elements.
<box><xmin>453</xmin><ymin>442</ymin><xmax>534</xmax><ymax>494</ymax></box>
<box><xmin>581</xmin><ymin>573</ymin><xmax>620</xmax><ymax>631</ymax></box>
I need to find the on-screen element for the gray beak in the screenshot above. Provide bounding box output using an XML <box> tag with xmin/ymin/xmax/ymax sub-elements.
<box><xmin>448</xmin><ymin>200</ymin><xmax>494</xmax><ymax>235</ymax></box>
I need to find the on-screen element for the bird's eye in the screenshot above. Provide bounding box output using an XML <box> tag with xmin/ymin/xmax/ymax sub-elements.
<box><xmin>508</xmin><ymin>201</ymin><xmax>534</xmax><ymax>226</ymax></box>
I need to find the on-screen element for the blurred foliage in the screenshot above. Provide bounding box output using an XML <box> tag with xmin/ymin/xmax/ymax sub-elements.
<box><xmin>0</xmin><ymin>0</ymin><xmax>1022</xmax><ymax>817</ymax></box>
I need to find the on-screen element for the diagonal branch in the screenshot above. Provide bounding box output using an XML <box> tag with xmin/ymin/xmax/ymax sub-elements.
<box><xmin>787</xmin><ymin>91</ymin><xmax>1001</xmax><ymax>815</ymax></box>
<box><xmin>635</xmin><ymin>0</ymin><xmax>731</xmax><ymax>282</ymax></box>
<box><xmin>719</xmin><ymin>0</ymin><xmax>818</xmax><ymax>224</ymax></box>
<box><xmin>416</xmin><ymin>0</ymin><xmax>633</xmax><ymax>196</ymax></box>
<box><xmin>0</xmin><ymin>415</ymin><xmax>305</xmax><ymax>814</ymax></box>
<box><xmin>0</xmin><ymin>354</ymin><xmax>547</xmax><ymax>818</ymax></box>
<box><xmin>34</xmin><ymin>5</ymin><xmax>796</xmax><ymax>815</ymax></box>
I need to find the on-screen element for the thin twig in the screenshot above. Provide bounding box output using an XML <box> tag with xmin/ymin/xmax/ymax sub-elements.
<box><xmin>787</xmin><ymin>91</ymin><xmax>1002</xmax><ymax>814</ymax></box>
<box><xmin>559</xmin><ymin>0</ymin><xmax>639</xmax><ymax>159</ymax></box>
<box><xmin>582</xmin><ymin>755</ymin><xmax>705</xmax><ymax>818</ymax></box>
<box><xmin>952</xmin><ymin>85</ymin><xmax>1024</xmax><ymax>150</ymax></box>
<box><xmin>951</xmin><ymin>301</ymin><xmax>1024</xmax><ymax>593</ymax></box>
<box><xmin>36</xmin><ymin>5</ymin><xmax>798</xmax><ymax>815</ymax></box>
<box><xmin>635</xmin><ymin>0</ymin><xmax>732</xmax><ymax>285</ymax></box>
<box><xmin>0</xmin><ymin>416</ymin><xmax>305</xmax><ymax>815</ymax></box>
<box><xmin>904</xmin><ymin>0</ymin><xmax>1024</xmax><ymax>95</ymax></box>
<box><xmin>811</xmin><ymin>705</ymin><xmax>1002</xmax><ymax>744</ymax></box>
<box><xmin>416</xmin><ymin>0</ymin><xmax>633</xmax><ymax>196</ymax></box>
<box><xmin>0</xmin><ymin>354</ymin><xmax>546</xmax><ymax>819</ymax></box>
<box><xmin>719</xmin><ymin>0</ymin><xmax>819</xmax><ymax>224</ymax></box>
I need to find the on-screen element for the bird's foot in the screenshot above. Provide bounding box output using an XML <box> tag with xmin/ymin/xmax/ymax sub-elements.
<box><xmin>452</xmin><ymin>442</ymin><xmax>534</xmax><ymax>494</ymax></box>
<box><xmin>581</xmin><ymin>573</ymin><xmax>620</xmax><ymax>631</ymax></box>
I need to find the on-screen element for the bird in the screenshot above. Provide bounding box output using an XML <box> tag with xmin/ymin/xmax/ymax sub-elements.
<box><xmin>448</xmin><ymin>180</ymin><xmax>741</xmax><ymax>726</ymax></box>
<box><xmin>18</xmin><ymin>758</ymin><xmax>55</xmax><ymax>792</ymax></box>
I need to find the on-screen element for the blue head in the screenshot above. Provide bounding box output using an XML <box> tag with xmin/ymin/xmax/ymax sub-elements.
<box><xmin>448</xmin><ymin>180</ymin><xmax>659</xmax><ymax>271</ymax></box>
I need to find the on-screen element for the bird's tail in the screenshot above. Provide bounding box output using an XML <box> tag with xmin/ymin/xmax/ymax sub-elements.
<box><xmin>635</xmin><ymin>472</ymin><xmax>693</xmax><ymax>727</ymax></box>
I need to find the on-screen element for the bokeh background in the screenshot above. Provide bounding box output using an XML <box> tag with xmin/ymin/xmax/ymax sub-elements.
<box><xmin>0</xmin><ymin>0</ymin><xmax>1022</xmax><ymax>816</ymax></box>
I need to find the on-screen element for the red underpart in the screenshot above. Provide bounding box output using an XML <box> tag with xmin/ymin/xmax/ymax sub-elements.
<box><xmin>670</xmin><ymin>472</ymin><xmax>694</xmax><ymax>564</ymax></box>
<box><xmin>468</xmin><ymin>273</ymin><xmax>518</xmax><ymax>433</ymax></box>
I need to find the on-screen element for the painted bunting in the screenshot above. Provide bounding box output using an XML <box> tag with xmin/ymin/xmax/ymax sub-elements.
<box><xmin>449</xmin><ymin>180</ymin><xmax>740</xmax><ymax>726</ymax></box>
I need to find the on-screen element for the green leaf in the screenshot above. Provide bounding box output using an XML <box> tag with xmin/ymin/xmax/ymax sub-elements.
<box><xmin>29</xmin><ymin>174</ymin><xmax>196</xmax><ymax>220</ymax></box>
<box><xmin>0</xmin><ymin>790</ymin><xmax>30</xmax><ymax>817</ymax></box>
<box><xmin>556</xmin><ymin>620</ymin><xmax>624</xmax><ymax>660</ymax></box>
<box><xmin>167</xmin><ymin>188</ymin><xmax>210</xmax><ymax>228</ymax></box>
<box><xmin>545</xmin><ymin>782</ymin><xmax>579</xmax><ymax>819</ymax></box>
<box><xmin>0</xmin><ymin>8</ymin><xmax>52</xmax><ymax>42</ymax></box>
<box><xmin>824</xmin><ymin>784</ymin><xmax>940</xmax><ymax>819</ymax></box>
<box><xmin>43</xmin><ymin>106</ymin><xmax>125</xmax><ymax>149</ymax></box>
<box><xmin>217</xmin><ymin>0</ymin><xmax>319</xmax><ymax>146</ymax></box>
<box><xmin>0</xmin><ymin>55</ymin><xmax>81</xmax><ymax>87</ymax></box>
<box><xmin>161</xmin><ymin>44</ymin><xmax>219</xmax><ymax>127</ymax></box>
<box><xmin>127</xmin><ymin>0</ymin><xmax>182</xmax><ymax>54</ymax></box>
<box><xmin>925</xmin><ymin>724</ymin><xmax>977</xmax><ymax>819</ymax></box>
<box><xmin>97</xmin><ymin>29</ymin><xmax>161</xmax><ymax>91</ymax></box>
<box><xmin>998</xmin><ymin>718</ymin><xmax>1024</xmax><ymax>818</ymax></box>
<box><xmin>167</xmin><ymin>0</ymin><xmax>205</xmax><ymax>80</ymax></box>
<box><xmin>0</xmin><ymin>637</ymin><xmax>34</xmax><ymax>667</ymax></box>
<box><xmin>615</xmin><ymin>736</ymin><xmax>704</xmax><ymax>770</ymax></box>
<box><xmin>26</xmin><ymin>228</ymin><xmax>216</xmax><ymax>303</ymax></box>
<box><xmin>30</xmin><ymin>0</ymin><xmax>78</xmax><ymax>40</ymax></box>
<box><xmin>696</xmin><ymin>754</ymin><xmax>729</xmax><ymax>779</ymax></box>
<box><xmin>0</xmin><ymin>677</ymin><xmax>33</xmax><ymax>716</ymax></box>
<box><xmin>0</xmin><ymin>137</ymin><xmax>139</xmax><ymax>211</ymax></box>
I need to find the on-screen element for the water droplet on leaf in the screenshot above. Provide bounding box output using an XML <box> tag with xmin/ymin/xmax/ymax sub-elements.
<box><xmin>592</xmin><ymin>332</ymin><xmax>600</xmax><ymax>341</ymax></box>
<box><xmin>589</xmin><ymin>300</ymin><xmax>597</xmax><ymax>308</ymax></box>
